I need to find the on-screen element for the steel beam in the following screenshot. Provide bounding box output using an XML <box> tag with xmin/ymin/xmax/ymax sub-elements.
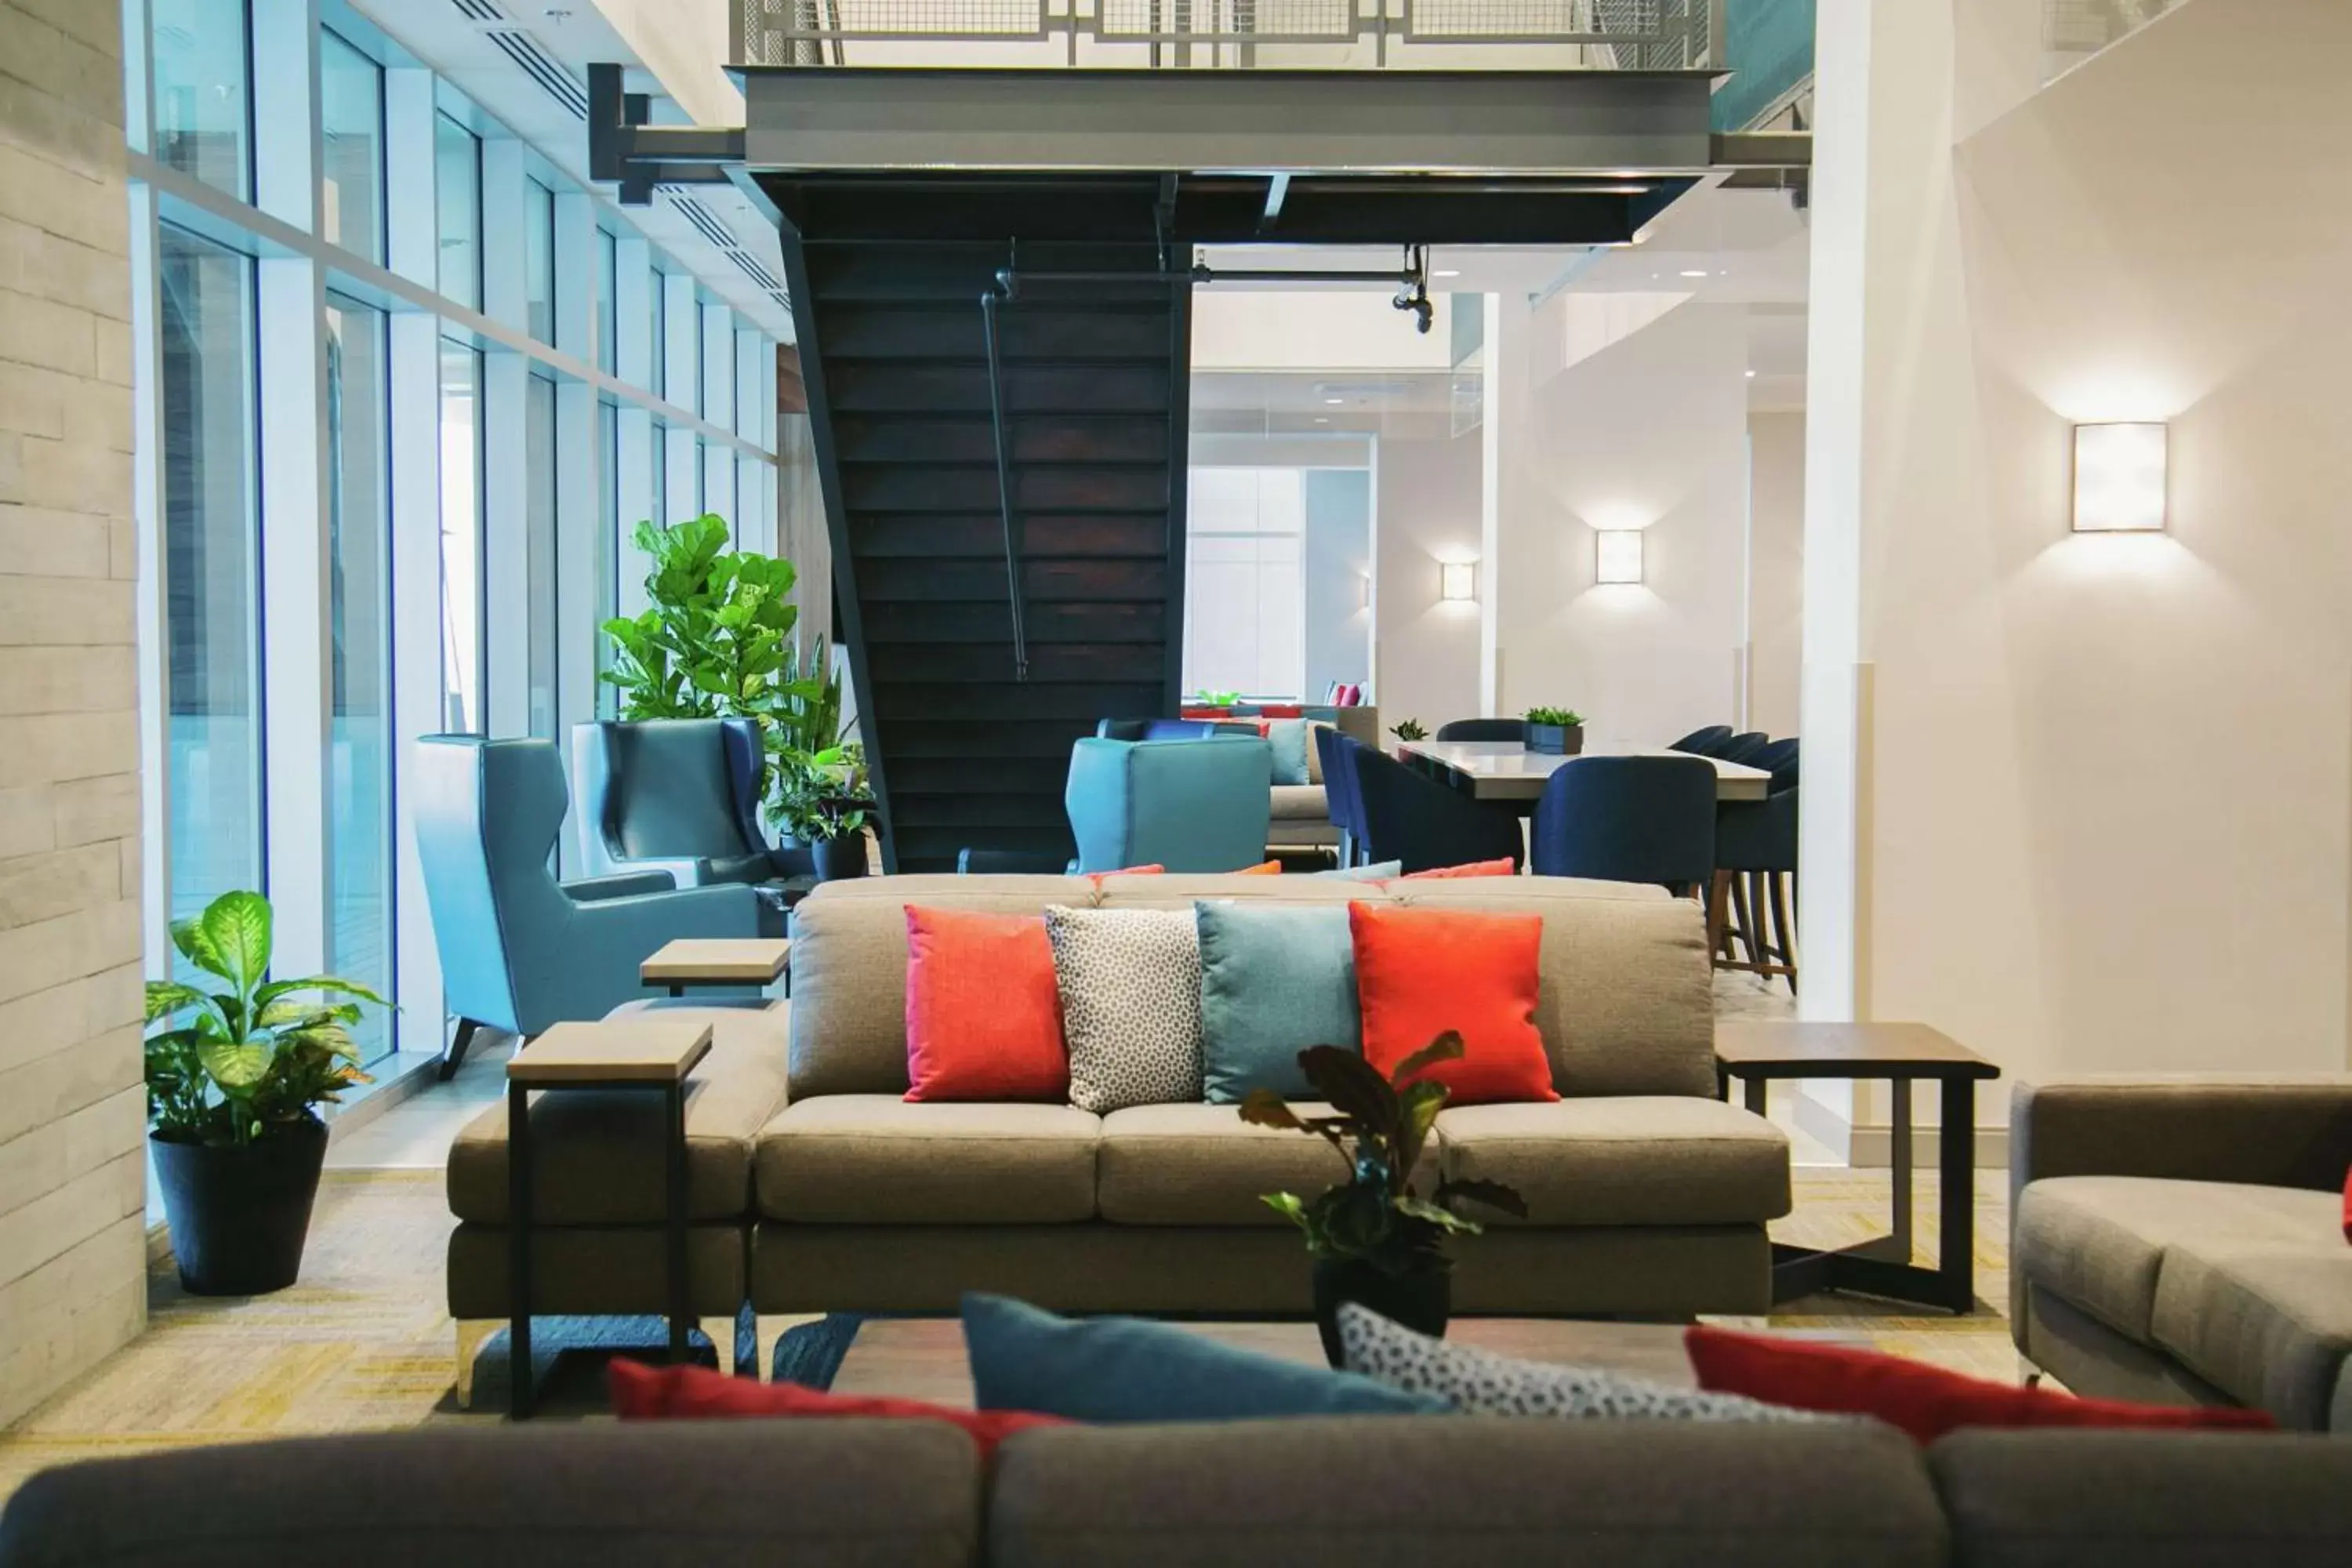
<box><xmin>735</xmin><ymin>67</ymin><xmax>1720</xmax><ymax>176</ymax></box>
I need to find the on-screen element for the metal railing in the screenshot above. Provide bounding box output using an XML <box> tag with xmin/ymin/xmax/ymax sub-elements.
<box><xmin>733</xmin><ymin>0</ymin><xmax>1719</xmax><ymax>65</ymax></box>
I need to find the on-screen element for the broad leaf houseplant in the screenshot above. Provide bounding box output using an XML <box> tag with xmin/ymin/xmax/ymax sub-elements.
<box><xmin>146</xmin><ymin>890</ymin><xmax>387</xmax><ymax>1295</ymax></box>
<box><xmin>768</xmin><ymin>742</ymin><xmax>877</xmax><ymax>882</ymax></box>
<box><xmin>1243</xmin><ymin>1034</ymin><xmax>1526</xmax><ymax>1365</ymax></box>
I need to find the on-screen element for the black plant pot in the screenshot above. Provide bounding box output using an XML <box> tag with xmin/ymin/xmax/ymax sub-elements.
<box><xmin>1524</xmin><ymin>722</ymin><xmax>1584</xmax><ymax>756</ymax></box>
<box><xmin>150</xmin><ymin>1116</ymin><xmax>328</xmax><ymax>1296</ymax></box>
<box><xmin>811</xmin><ymin>833</ymin><xmax>869</xmax><ymax>882</ymax></box>
<box><xmin>1312</xmin><ymin>1258</ymin><xmax>1451</xmax><ymax>1369</ymax></box>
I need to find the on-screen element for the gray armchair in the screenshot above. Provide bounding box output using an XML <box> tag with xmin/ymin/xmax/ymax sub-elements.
<box><xmin>415</xmin><ymin>736</ymin><xmax>764</xmax><ymax>1079</ymax></box>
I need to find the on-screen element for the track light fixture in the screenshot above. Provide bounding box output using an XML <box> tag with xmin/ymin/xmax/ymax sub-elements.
<box><xmin>1392</xmin><ymin>244</ymin><xmax>1433</xmax><ymax>335</ymax></box>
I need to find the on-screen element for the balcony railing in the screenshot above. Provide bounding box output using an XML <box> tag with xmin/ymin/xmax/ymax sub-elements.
<box><xmin>733</xmin><ymin>0</ymin><xmax>1721</xmax><ymax>68</ymax></box>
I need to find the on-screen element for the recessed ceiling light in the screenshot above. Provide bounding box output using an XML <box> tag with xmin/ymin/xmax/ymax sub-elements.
<box><xmin>1680</xmin><ymin>270</ymin><xmax>1709</xmax><ymax>278</ymax></box>
<box><xmin>1314</xmin><ymin>416</ymin><xmax>1330</xmax><ymax>424</ymax></box>
<box><xmin>1435</xmin><ymin>270</ymin><xmax>1461</xmax><ymax>278</ymax></box>
<box><xmin>1323</xmin><ymin>397</ymin><xmax>1345</xmax><ymax>405</ymax></box>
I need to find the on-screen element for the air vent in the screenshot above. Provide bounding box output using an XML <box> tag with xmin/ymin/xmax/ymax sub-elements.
<box><xmin>666</xmin><ymin>193</ymin><xmax>739</xmax><ymax>252</ymax></box>
<box><xmin>451</xmin><ymin>0</ymin><xmax>590</xmax><ymax>122</ymax></box>
<box><xmin>662</xmin><ymin>187</ymin><xmax>793</xmax><ymax>315</ymax></box>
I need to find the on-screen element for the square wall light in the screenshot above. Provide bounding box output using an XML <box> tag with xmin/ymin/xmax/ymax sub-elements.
<box><xmin>1595</xmin><ymin>529</ymin><xmax>1645</xmax><ymax>585</ymax></box>
<box><xmin>2072</xmin><ymin>422</ymin><xmax>2169</xmax><ymax>532</ymax></box>
<box><xmin>1439</xmin><ymin>561</ymin><xmax>1476</xmax><ymax>601</ymax></box>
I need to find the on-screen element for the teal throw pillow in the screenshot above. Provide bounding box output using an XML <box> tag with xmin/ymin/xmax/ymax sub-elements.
<box><xmin>1194</xmin><ymin>901</ymin><xmax>1359</xmax><ymax>1102</ymax></box>
<box><xmin>962</xmin><ymin>1294</ymin><xmax>1443</xmax><ymax>1422</ymax></box>
<box><xmin>1266</xmin><ymin>719</ymin><xmax>1312</xmax><ymax>786</ymax></box>
<box><xmin>1314</xmin><ymin>860</ymin><xmax>1400</xmax><ymax>880</ymax></box>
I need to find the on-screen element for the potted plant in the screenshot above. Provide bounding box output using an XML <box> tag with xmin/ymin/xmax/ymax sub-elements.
<box><xmin>1523</xmin><ymin>706</ymin><xmax>1586</xmax><ymax>755</ymax></box>
<box><xmin>144</xmin><ymin>890</ymin><xmax>387</xmax><ymax>1296</ymax></box>
<box><xmin>1243</xmin><ymin>1035</ymin><xmax>1526</xmax><ymax>1367</ymax></box>
<box><xmin>1388</xmin><ymin>717</ymin><xmax>1428</xmax><ymax>743</ymax></box>
<box><xmin>769</xmin><ymin>742</ymin><xmax>878</xmax><ymax>882</ymax></box>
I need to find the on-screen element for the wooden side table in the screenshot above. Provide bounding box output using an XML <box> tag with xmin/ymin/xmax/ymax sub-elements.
<box><xmin>506</xmin><ymin>1018</ymin><xmax>713</xmax><ymax>1419</ymax></box>
<box><xmin>1715</xmin><ymin>1021</ymin><xmax>1999</xmax><ymax>1314</ymax></box>
<box><xmin>640</xmin><ymin>937</ymin><xmax>791</xmax><ymax>999</ymax></box>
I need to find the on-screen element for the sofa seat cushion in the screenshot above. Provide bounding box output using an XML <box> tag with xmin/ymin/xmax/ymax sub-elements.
<box><xmin>446</xmin><ymin>1006</ymin><xmax>789</xmax><ymax>1225</ymax></box>
<box><xmin>1435</xmin><ymin>1098</ymin><xmax>1789</xmax><ymax>1226</ymax></box>
<box><xmin>2146</xmin><ymin>1214</ymin><xmax>2352</xmax><ymax>1429</ymax></box>
<box><xmin>1096</xmin><ymin>1103</ymin><xmax>1439</xmax><ymax>1226</ymax></box>
<box><xmin>2013</xmin><ymin>1176</ymin><xmax>2336</xmax><ymax>1345</ymax></box>
<box><xmin>758</xmin><ymin>1096</ymin><xmax>1101</xmax><ymax>1224</ymax></box>
<box><xmin>1269</xmin><ymin>784</ymin><xmax>1329</xmax><ymax>822</ymax></box>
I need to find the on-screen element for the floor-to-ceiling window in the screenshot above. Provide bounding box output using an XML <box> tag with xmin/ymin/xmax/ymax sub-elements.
<box><xmin>596</xmin><ymin>230</ymin><xmax>618</xmax><ymax>376</ymax></box>
<box><xmin>158</xmin><ymin>226</ymin><xmax>261</xmax><ymax>933</ymax></box>
<box><xmin>434</xmin><ymin>113</ymin><xmax>481</xmax><ymax>313</ymax></box>
<box><xmin>597</xmin><ymin>400</ymin><xmax>620</xmax><ymax>716</ymax></box>
<box><xmin>524</xmin><ymin>179</ymin><xmax>555</xmax><ymax>345</ymax></box>
<box><xmin>437</xmin><ymin>341</ymin><xmax>484</xmax><ymax>731</ymax></box>
<box><xmin>325</xmin><ymin>297</ymin><xmax>392</xmax><ymax>1058</ymax></box>
<box><xmin>1183</xmin><ymin>466</ymin><xmax>1307</xmax><ymax>699</ymax></box>
<box><xmin>150</xmin><ymin>0</ymin><xmax>250</xmax><ymax>199</ymax></box>
<box><xmin>320</xmin><ymin>31</ymin><xmax>383</xmax><ymax>263</ymax></box>
<box><xmin>525</xmin><ymin>372</ymin><xmax>559</xmax><ymax>738</ymax></box>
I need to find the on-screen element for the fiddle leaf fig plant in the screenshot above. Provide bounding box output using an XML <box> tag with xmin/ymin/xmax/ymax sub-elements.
<box><xmin>145</xmin><ymin>891</ymin><xmax>387</xmax><ymax>1148</ymax></box>
<box><xmin>1242</xmin><ymin>1034</ymin><xmax>1526</xmax><ymax>1277</ymax></box>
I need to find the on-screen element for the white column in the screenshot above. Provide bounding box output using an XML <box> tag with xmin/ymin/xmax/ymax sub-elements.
<box><xmin>249</xmin><ymin>0</ymin><xmax>321</xmax><ymax>234</ymax></box>
<box><xmin>1478</xmin><ymin>292</ymin><xmax>1534</xmax><ymax>716</ymax></box>
<box><xmin>617</xmin><ymin>406</ymin><xmax>657</xmax><ymax>615</ymax></box>
<box><xmin>126</xmin><ymin>183</ymin><xmax>168</xmax><ymax>973</ymax></box>
<box><xmin>662</xmin><ymin>274</ymin><xmax>699</xmax><ymax>415</ymax></box>
<box><xmin>477</xmin><ymin>137</ymin><xmax>528</xmax><ymax>737</ymax></box>
<box><xmin>383</xmin><ymin>70</ymin><xmax>437</xmax><ymax>290</ymax></box>
<box><xmin>388</xmin><ymin>310</ymin><xmax>445</xmax><ymax>1052</ymax></box>
<box><xmin>553</xmin><ymin>193</ymin><xmax>602</xmax><ymax>858</ymax></box>
<box><xmin>615</xmin><ymin>237</ymin><xmax>654</xmax><ymax>391</ymax></box>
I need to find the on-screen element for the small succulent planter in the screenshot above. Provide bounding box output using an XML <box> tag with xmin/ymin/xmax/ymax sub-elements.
<box><xmin>1524</xmin><ymin>722</ymin><xmax>1584</xmax><ymax>755</ymax></box>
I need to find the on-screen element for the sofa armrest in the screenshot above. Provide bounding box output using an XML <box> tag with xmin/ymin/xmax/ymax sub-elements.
<box><xmin>2011</xmin><ymin>1076</ymin><xmax>2352</xmax><ymax>1200</ymax></box>
<box><xmin>562</xmin><ymin>869</ymin><xmax>678</xmax><ymax>902</ymax></box>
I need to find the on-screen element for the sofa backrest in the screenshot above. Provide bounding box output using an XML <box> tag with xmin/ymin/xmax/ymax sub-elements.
<box><xmin>788</xmin><ymin>873</ymin><xmax>1715</xmax><ymax>1101</ymax></box>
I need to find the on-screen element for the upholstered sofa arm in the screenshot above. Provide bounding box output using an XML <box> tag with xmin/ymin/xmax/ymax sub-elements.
<box><xmin>563</xmin><ymin>869</ymin><xmax>679</xmax><ymax>902</ymax></box>
<box><xmin>2011</xmin><ymin>1076</ymin><xmax>2352</xmax><ymax>1198</ymax></box>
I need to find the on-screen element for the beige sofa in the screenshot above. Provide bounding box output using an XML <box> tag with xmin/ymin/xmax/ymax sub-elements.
<box><xmin>2010</xmin><ymin>1076</ymin><xmax>2352</xmax><ymax>1430</ymax></box>
<box><xmin>446</xmin><ymin>871</ymin><xmax>1789</xmax><ymax>1392</ymax></box>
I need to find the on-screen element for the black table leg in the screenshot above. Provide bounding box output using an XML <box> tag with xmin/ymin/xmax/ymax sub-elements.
<box><xmin>668</xmin><ymin>983</ymin><xmax>684</xmax><ymax>999</ymax></box>
<box><xmin>1938</xmin><ymin>1075</ymin><xmax>1977</xmax><ymax>1312</ymax></box>
<box><xmin>507</xmin><ymin>1080</ymin><xmax>534</xmax><ymax>1420</ymax></box>
<box><xmin>666</xmin><ymin>1079</ymin><xmax>690</xmax><ymax>1362</ymax></box>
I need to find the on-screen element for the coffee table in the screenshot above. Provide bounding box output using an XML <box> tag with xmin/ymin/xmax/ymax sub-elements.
<box><xmin>640</xmin><ymin>937</ymin><xmax>791</xmax><ymax>998</ymax></box>
<box><xmin>1715</xmin><ymin>1021</ymin><xmax>1999</xmax><ymax>1314</ymax></box>
<box><xmin>506</xmin><ymin>1018</ymin><xmax>713</xmax><ymax>1418</ymax></box>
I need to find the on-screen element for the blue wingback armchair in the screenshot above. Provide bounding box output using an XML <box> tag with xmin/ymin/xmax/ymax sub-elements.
<box><xmin>1065</xmin><ymin>736</ymin><xmax>1274</xmax><ymax>873</ymax></box>
<box><xmin>416</xmin><ymin>735</ymin><xmax>764</xmax><ymax>1078</ymax></box>
<box><xmin>571</xmin><ymin>718</ymin><xmax>807</xmax><ymax>890</ymax></box>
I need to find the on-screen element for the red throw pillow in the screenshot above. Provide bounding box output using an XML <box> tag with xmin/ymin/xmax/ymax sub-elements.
<box><xmin>1085</xmin><ymin>864</ymin><xmax>1165</xmax><ymax>885</ymax></box>
<box><xmin>1348</xmin><ymin>904</ymin><xmax>1555</xmax><ymax>1104</ymax></box>
<box><xmin>1402</xmin><ymin>858</ymin><xmax>1517</xmax><ymax>880</ymax></box>
<box><xmin>1235</xmin><ymin>860</ymin><xmax>1283</xmax><ymax>876</ymax></box>
<box><xmin>608</xmin><ymin>1359</ymin><xmax>1068</xmax><ymax>1456</ymax></box>
<box><xmin>904</xmin><ymin>906</ymin><xmax>1067</xmax><ymax>1102</ymax></box>
<box><xmin>2342</xmin><ymin>1165</ymin><xmax>2350</xmax><ymax>1243</ymax></box>
<box><xmin>1683</xmin><ymin>1326</ymin><xmax>2277</xmax><ymax>1443</ymax></box>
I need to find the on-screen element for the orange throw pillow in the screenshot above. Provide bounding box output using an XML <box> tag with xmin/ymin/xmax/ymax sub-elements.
<box><xmin>1402</xmin><ymin>858</ymin><xmax>1517</xmax><ymax>880</ymax></box>
<box><xmin>1085</xmin><ymin>864</ymin><xmax>1166</xmax><ymax>886</ymax></box>
<box><xmin>904</xmin><ymin>906</ymin><xmax>1068</xmax><ymax>1102</ymax></box>
<box><xmin>1235</xmin><ymin>860</ymin><xmax>1283</xmax><ymax>876</ymax></box>
<box><xmin>1348</xmin><ymin>904</ymin><xmax>1555</xmax><ymax>1104</ymax></box>
<box><xmin>608</xmin><ymin>1359</ymin><xmax>1069</xmax><ymax>1456</ymax></box>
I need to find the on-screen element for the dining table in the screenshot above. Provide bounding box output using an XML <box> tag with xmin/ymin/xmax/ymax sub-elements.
<box><xmin>1396</xmin><ymin>739</ymin><xmax>1772</xmax><ymax>810</ymax></box>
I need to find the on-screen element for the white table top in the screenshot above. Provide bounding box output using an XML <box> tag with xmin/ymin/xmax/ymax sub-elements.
<box><xmin>1397</xmin><ymin>740</ymin><xmax>1773</xmax><ymax>803</ymax></box>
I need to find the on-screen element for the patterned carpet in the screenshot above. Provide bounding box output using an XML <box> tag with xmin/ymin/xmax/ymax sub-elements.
<box><xmin>0</xmin><ymin>1165</ymin><xmax>2018</xmax><ymax>1503</ymax></box>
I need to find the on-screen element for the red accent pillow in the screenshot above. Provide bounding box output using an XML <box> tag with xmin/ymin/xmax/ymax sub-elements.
<box><xmin>1683</xmin><ymin>1327</ymin><xmax>2278</xmax><ymax>1443</ymax></box>
<box><xmin>1085</xmin><ymin>864</ymin><xmax>1165</xmax><ymax>884</ymax></box>
<box><xmin>1258</xmin><ymin>704</ymin><xmax>1305</xmax><ymax>719</ymax></box>
<box><xmin>904</xmin><ymin>906</ymin><xmax>1067</xmax><ymax>1102</ymax></box>
<box><xmin>1235</xmin><ymin>860</ymin><xmax>1283</xmax><ymax>876</ymax></box>
<box><xmin>2342</xmin><ymin>1165</ymin><xmax>2350</xmax><ymax>1243</ymax></box>
<box><xmin>608</xmin><ymin>1359</ymin><xmax>1068</xmax><ymax>1456</ymax></box>
<box><xmin>1348</xmin><ymin>904</ymin><xmax>1555</xmax><ymax>1104</ymax></box>
<box><xmin>1402</xmin><ymin>858</ymin><xmax>1518</xmax><ymax>880</ymax></box>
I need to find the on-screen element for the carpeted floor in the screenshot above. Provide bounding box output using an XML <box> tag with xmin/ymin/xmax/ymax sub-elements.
<box><xmin>0</xmin><ymin>1164</ymin><xmax>2017</xmax><ymax>1503</ymax></box>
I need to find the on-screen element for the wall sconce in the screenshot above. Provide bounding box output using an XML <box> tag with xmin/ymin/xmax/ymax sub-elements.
<box><xmin>2071</xmin><ymin>422</ymin><xmax>2168</xmax><ymax>532</ymax></box>
<box><xmin>1595</xmin><ymin>529</ymin><xmax>1645</xmax><ymax>585</ymax></box>
<box><xmin>1359</xmin><ymin>572</ymin><xmax>1371</xmax><ymax>611</ymax></box>
<box><xmin>1439</xmin><ymin>561</ymin><xmax>1476</xmax><ymax>601</ymax></box>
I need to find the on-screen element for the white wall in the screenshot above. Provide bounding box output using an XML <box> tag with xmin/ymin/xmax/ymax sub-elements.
<box><xmin>1193</xmin><ymin>291</ymin><xmax>1461</xmax><ymax>373</ymax></box>
<box><xmin>1806</xmin><ymin>0</ymin><xmax>2352</xmax><ymax>1137</ymax></box>
<box><xmin>1747</xmin><ymin>411</ymin><xmax>1805</xmax><ymax>737</ymax></box>
<box><xmin>1494</xmin><ymin>296</ymin><xmax>1752</xmax><ymax>746</ymax></box>
<box><xmin>1372</xmin><ymin>432</ymin><xmax>1483</xmax><ymax>732</ymax></box>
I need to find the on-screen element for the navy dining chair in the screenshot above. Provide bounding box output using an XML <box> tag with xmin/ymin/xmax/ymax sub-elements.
<box><xmin>1714</xmin><ymin>731</ymin><xmax>1774</xmax><ymax>766</ymax></box>
<box><xmin>1668</xmin><ymin>725</ymin><xmax>1735</xmax><ymax>756</ymax></box>
<box><xmin>1343</xmin><ymin>735</ymin><xmax>1523</xmax><ymax>874</ymax></box>
<box><xmin>1435</xmin><ymin>718</ymin><xmax>1526</xmax><ymax>742</ymax></box>
<box><xmin>1314</xmin><ymin>724</ymin><xmax>1365</xmax><ymax>866</ymax></box>
<box><xmin>1744</xmin><ymin>737</ymin><xmax>1801</xmax><ymax>793</ymax></box>
<box><xmin>1529</xmin><ymin>756</ymin><xmax>1717</xmax><ymax>900</ymax></box>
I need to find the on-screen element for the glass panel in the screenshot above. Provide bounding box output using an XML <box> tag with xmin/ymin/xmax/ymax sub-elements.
<box><xmin>596</xmin><ymin>230</ymin><xmax>617</xmax><ymax>376</ymax></box>
<box><xmin>437</xmin><ymin>339</ymin><xmax>483</xmax><ymax>731</ymax></box>
<box><xmin>151</xmin><ymin>0</ymin><xmax>251</xmax><ymax>199</ymax></box>
<box><xmin>650</xmin><ymin>272</ymin><xmax>666</xmax><ymax>399</ymax></box>
<box><xmin>1183</xmin><ymin>467</ymin><xmax>1306</xmax><ymax>700</ymax></box>
<box><xmin>324</xmin><ymin>296</ymin><xmax>392</xmax><ymax>1062</ymax></box>
<box><xmin>320</xmin><ymin>30</ymin><xmax>383</xmax><ymax>262</ymax></box>
<box><xmin>158</xmin><ymin>225</ymin><xmax>261</xmax><ymax>933</ymax></box>
<box><xmin>434</xmin><ymin>113</ymin><xmax>481</xmax><ymax>311</ymax></box>
<box><xmin>524</xmin><ymin>179</ymin><xmax>554</xmax><ymax>343</ymax></box>
<box><xmin>597</xmin><ymin>400</ymin><xmax>619</xmax><ymax>718</ymax></box>
<box><xmin>525</xmin><ymin>373</ymin><xmax>558</xmax><ymax>739</ymax></box>
<box><xmin>651</xmin><ymin>427</ymin><xmax>666</xmax><ymax>526</ymax></box>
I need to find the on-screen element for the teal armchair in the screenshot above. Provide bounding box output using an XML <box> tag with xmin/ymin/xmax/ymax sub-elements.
<box><xmin>1064</xmin><ymin>735</ymin><xmax>1274</xmax><ymax>873</ymax></box>
<box><xmin>571</xmin><ymin>718</ymin><xmax>804</xmax><ymax>889</ymax></box>
<box><xmin>416</xmin><ymin>736</ymin><xmax>763</xmax><ymax>1079</ymax></box>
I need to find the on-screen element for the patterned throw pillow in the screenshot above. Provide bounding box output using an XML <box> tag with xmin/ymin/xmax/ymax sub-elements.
<box><xmin>1044</xmin><ymin>906</ymin><xmax>1203</xmax><ymax>1112</ymax></box>
<box><xmin>1337</xmin><ymin>1303</ymin><xmax>1820</xmax><ymax>1423</ymax></box>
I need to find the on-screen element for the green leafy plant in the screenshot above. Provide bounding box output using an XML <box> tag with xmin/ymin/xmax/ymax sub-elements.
<box><xmin>768</xmin><ymin>742</ymin><xmax>877</xmax><ymax>845</ymax></box>
<box><xmin>144</xmin><ymin>891</ymin><xmax>387</xmax><ymax>1148</ymax></box>
<box><xmin>1388</xmin><ymin>717</ymin><xmax>1429</xmax><ymax>742</ymax></box>
<box><xmin>1242</xmin><ymin>1035</ymin><xmax>1526</xmax><ymax>1277</ymax></box>
<box><xmin>1523</xmin><ymin>706</ymin><xmax>1585</xmax><ymax>728</ymax></box>
<box><xmin>598</xmin><ymin>515</ymin><xmax>840</xmax><ymax>800</ymax></box>
<box><xmin>1191</xmin><ymin>689</ymin><xmax>1243</xmax><ymax>708</ymax></box>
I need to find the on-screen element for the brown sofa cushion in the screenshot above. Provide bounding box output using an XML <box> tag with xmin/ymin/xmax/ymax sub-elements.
<box><xmin>1436</xmin><ymin>1098</ymin><xmax>1790</xmax><ymax>1226</ymax></box>
<box><xmin>2150</xmin><ymin>1228</ymin><xmax>2352</xmax><ymax>1430</ymax></box>
<box><xmin>2013</xmin><ymin>1176</ymin><xmax>2335</xmax><ymax>1345</ymax></box>
<box><xmin>1095</xmin><ymin>1102</ymin><xmax>1438</xmax><ymax>1226</ymax></box>
<box><xmin>1269</xmin><ymin>784</ymin><xmax>1329</xmax><ymax>822</ymax></box>
<box><xmin>445</xmin><ymin>1006</ymin><xmax>788</xmax><ymax>1225</ymax></box>
<box><xmin>758</xmin><ymin>1095</ymin><xmax>1100</xmax><ymax>1224</ymax></box>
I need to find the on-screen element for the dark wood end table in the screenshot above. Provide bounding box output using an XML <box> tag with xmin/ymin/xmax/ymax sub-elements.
<box><xmin>1715</xmin><ymin>1021</ymin><xmax>1999</xmax><ymax>1314</ymax></box>
<box><xmin>505</xmin><ymin>1018</ymin><xmax>713</xmax><ymax>1418</ymax></box>
<box><xmin>640</xmin><ymin>937</ymin><xmax>791</xmax><ymax>999</ymax></box>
